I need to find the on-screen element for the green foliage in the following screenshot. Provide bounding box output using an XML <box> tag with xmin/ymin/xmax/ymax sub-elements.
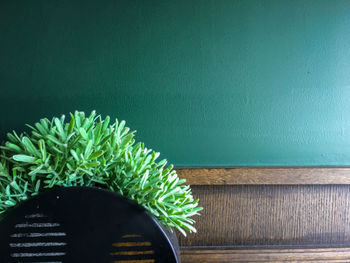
<box><xmin>0</xmin><ymin>111</ymin><xmax>202</xmax><ymax>236</ymax></box>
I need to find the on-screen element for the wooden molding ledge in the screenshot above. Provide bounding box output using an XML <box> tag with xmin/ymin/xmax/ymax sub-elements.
<box><xmin>180</xmin><ymin>247</ymin><xmax>350</xmax><ymax>262</ymax></box>
<box><xmin>176</xmin><ymin>167</ymin><xmax>350</xmax><ymax>185</ymax></box>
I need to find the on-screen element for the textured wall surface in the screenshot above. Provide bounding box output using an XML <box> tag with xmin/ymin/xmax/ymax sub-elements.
<box><xmin>1</xmin><ymin>0</ymin><xmax>350</xmax><ymax>166</ymax></box>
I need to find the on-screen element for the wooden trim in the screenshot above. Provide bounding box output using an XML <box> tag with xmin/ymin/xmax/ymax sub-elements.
<box><xmin>176</xmin><ymin>167</ymin><xmax>350</xmax><ymax>185</ymax></box>
<box><xmin>180</xmin><ymin>247</ymin><xmax>350</xmax><ymax>262</ymax></box>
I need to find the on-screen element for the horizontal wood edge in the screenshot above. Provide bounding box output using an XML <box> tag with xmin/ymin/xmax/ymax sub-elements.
<box><xmin>180</xmin><ymin>247</ymin><xmax>350</xmax><ymax>262</ymax></box>
<box><xmin>175</xmin><ymin>167</ymin><xmax>350</xmax><ymax>185</ymax></box>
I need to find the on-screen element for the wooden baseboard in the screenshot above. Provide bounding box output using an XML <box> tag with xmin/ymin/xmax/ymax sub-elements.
<box><xmin>176</xmin><ymin>168</ymin><xmax>350</xmax><ymax>262</ymax></box>
<box><xmin>176</xmin><ymin>167</ymin><xmax>350</xmax><ymax>185</ymax></box>
<box><xmin>180</xmin><ymin>247</ymin><xmax>350</xmax><ymax>262</ymax></box>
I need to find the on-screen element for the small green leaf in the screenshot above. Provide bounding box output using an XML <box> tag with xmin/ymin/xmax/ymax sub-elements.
<box><xmin>35</xmin><ymin>180</ymin><xmax>41</xmax><ymax>192</ymax></box>
<box><xmin>87</xmin><ymin>150</ymin><xmax>104</xmax><ymax>161</ymax></box>
<box><xmin>35</xmin><ymin>122</ymin><xmax>47</xmax><ymax>135</ymax></box>
<box><xmin>79</xmin><ymin>128</ymin><xmax>88</xmax><ymax>140</ymax></box>
<box><xmin>68</xmin><ymin>113</ymin><xmax>75</xmax><ymax>134</ymax></box>
<box><xmin>174</xmin><ymin>224</ymin><xmax>186</xmax><ymax>237</ymax></box>
<box><xmin>70</xmin><ymin>149</ymin><xmax>80</xmax><ymax>162</ymax></box>
<box><xmin>22</xmin><ymin>137</ymin><xmax>40</xmax><ymax>157</ymax></box>
<box><xmin>5</xmin><ymin>142</ymin><xmax>22</xmax><ymax>152</ymax></box>
<box><xmin>46</xmin><ymin>135</ymin><xmax>63</xmax><ymax>146</ymax></box>
<box><xmin>13</xmin><ymin>155</ymin><xmax>37</xmax><ymax>163</ymax></box>
<box><xmin>10</xmin><ymin>181</ymin><xmax>21</xmax><ymax>191</ymax></box>
<box><xmin>85</xmin><ymin>161</ymin><xmax>100</xmax><ymax>168</ymax></box>
<box><xmin>102</xmin><ymin>116</ymin><xmax>110</xmax><ymax>132</ymax></box>
<box><xmin>38</xmin><ymin>139</ymin><xmax>46</xmax><ymax>160</ymax></box>
<box><xmin>179</xmin><ymin>221</ymin><xmax>197</xmax><ymax>233</ymax></box>
<box><xmin>118</xmin><ymin>120</ymin><xmax>126</xmax><ymax>135</ymax></box>
<box><xmin>7</xmin><ymin>132</ymin><xmax>20</xmax><ymax>143</ymax></box>
<box><xmin>54</xmin><ymin>117</ymin><xmax>66</xmax><ymax>140</ymax></box>
<box><xmin>40</xmin><ymin>118</ymin><xmax>49</xmax><ymax>131</ymax></box>
<box><xmin>5</xmin><ymin>200</ymin><xmax>16</xmax><ymax>206</ymax></box>
<box><xmin>84</xmin><ymin>140</ymin><xmax>93</xmax><ymax>159</ymax></box>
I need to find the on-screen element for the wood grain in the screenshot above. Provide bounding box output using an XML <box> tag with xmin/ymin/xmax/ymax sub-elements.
<box><xmin>179</xmin><ymin>185</ymin><xmax>350</xmax><ymax>247</ymax></box>
<box><xmin>176</xmin><ymin>169</ymin><xmax>350</xmax><ymax>262</ymax></box>
<box><xmin>180</xmin><ymin>247</ymin><xmax>350</xmax><ymax>262</ymax></box>
<box><xmin>176</xmin><ymin>167</ymin><xmax>350</xmax><ymax>185</ymax></box>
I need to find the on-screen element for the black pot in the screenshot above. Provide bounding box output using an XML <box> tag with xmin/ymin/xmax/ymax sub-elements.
<box><xmin>0</xmin><ymin>187</ymin><xmax>180</xmax><ymax>263</ymax></box>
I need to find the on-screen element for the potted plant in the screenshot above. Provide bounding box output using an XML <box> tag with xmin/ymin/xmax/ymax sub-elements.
<box><xmin>0</xmin><ymin>111</ymin><xmax>202</xmax><ymax>262</ymax></box>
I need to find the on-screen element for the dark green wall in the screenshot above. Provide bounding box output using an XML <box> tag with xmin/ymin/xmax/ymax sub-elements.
<box><xmin>1</xmin><ymin>0</ymin><xmax>350</xmax><ymax>166</ymax></box>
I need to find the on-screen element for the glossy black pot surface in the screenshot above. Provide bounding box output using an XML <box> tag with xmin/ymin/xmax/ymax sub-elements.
<box><xmin>0</xmin><ymin>187</ymin><xmax>180</xmax><ymax>263</ymax></box>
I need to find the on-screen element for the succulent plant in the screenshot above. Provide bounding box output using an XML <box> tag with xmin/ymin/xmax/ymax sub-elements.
<box><xmin>0</xmin><ymin>111</ymin><xmax>202</xmax><ymax>236</ymax></box>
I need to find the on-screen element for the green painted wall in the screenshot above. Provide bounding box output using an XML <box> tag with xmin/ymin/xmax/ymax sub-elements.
<box><xmin>1</xmin><ymin>0</ymin><xmax>350</xmax><ymax>166</ymax></box>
